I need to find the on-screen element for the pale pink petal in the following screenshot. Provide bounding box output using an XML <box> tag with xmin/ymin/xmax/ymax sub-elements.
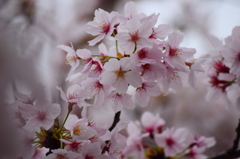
<box><xmin>155</xmin><ymin>24</ymin><xmax>172</xmax><ymax>39</ymax></box>
<box><xmin>125</xmin><ymin>71</ymin><xmax>142</xmax><ymax>88</ymax></box>
<box><xmin>208</xmin><ymin>34</ymin><xmax>223</xmax><ymax>48</ymax></box>
<box><xmin>135</xmin><ymin>90</ymin><xmax>149</xmax><ymax>107</ymax></box>
<box><xmin>76</xmin><ymin>49</ymin><xmax>92</xmax><ymax>59</ymax></box>
<box><xmin>114</xmin><ymin>78</ymin><xmax>128</xmax><ymax>93</ymax></box>
<box><xmin>121</xmin><ymin>94</ymin><xmax>135</xmax><ymax>109</ymax></box>
<box><xmin>137</xmin><ymin>38</ymin><xmax>152</xmax><ymax>50</ymax></box>
<box><xmin>146</xmin><ymin>83</ymin><xmax>161</xmax><ymax>96</ymax></box>
<box><xmin>126</xmin><ymin>16</ymin><xmax>141</xmax><ymax>33</ymax></box>
<box><xmin>103</xmin><ymin>58</ymin><xmax>120</xmax><ymax>71</ymax></box>
<box><xmin>14</xmin><ymin>91</ymin><xmax>29</xmax><ymax>103</ymax></box>
<box><xmin>88</xmin><ymin>34</ymin><xmax>105</xmax><ymax>46</ymax></box>
<box><xmin>57</xmin><ymin>45</ymin><xmax>74</xmax><ymax>54</ymax></box>
<box><xmin>206</xmin><ymin>87</ymin><xmax>222</xmax><ymax>102</ymax></box>
<box><xmin>168</xmin><ymin>31</ymin><xmax>184</xmax><ymax>48</ymax></box>
<box><xmin>46</xmin><ymin>103</ymin><xmax>61</xmax><ymax>119</ymax></box>
<box><xmin>120</xmin><ymin>57</ymin><xmax>134</xmax><ymax>71</ymax></box>
<box><xmin>124</xmin><ymin>1</ymin><xmax>138</xmax><ymax>19</ymax></box>
<box><xmin>230</xmin><ymin>60</ymin><xmax>240</xmax><ymax>75</ymax></box>
<box><xmin>100</xmin><ymin>71</ymin><xmax>116</xmax><ymax>85</ymax></box>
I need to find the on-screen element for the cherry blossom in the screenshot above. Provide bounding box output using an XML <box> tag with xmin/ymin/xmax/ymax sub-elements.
<box><xmin>106</xmin><ymin>90</ymin><xmax>135</xmax><ymax>112</ymax></box>
<box><xmin>115</xmin><ymin>16</ymin><xmax>152</xmax><ymax>53</ymax></box>
<box><xmin>100</xmin><ymin>57</ymin><xmax>142</xmax><ymax>94</ymax></box>
<box><xmin>155</xmin><ymin>128</ymin><xmax>191</xmax><ymax>157</ymax></box>
<box><xmin>140</xmin><ymin>111</ymin><xmax>165</xmax><ymax>135</ymax></box>
<box><xmin>85</xmin><ymin>9</ymin><xmax>118</xmax><ymax>46</ymax></box>
<box><xmin>57</xmin><ymin>44</ymin><xmax>80</xmax><ymax>75</ymax></box>
<box><xmin>57</xmin><ymin>84</ymin><xmax>91</xmax><ymax>107</ymax></box>
<box><xmin>45</xmin><ymin>149</ymin><xmax>83</xmax><ymax>159</ymax></box>
<box><xmin>81</xmin><ymin>78</ymin><xmax>111</xmax><ymax>108</ymax></box>
<box><xmin>135</xmin><ymin>82</ymin><xmax>160</xmax><ymax>107</ymax></box>
<box><xmin>19</xmin><ymin>100</ymin><xmax>61</xmax><ymax>132</ymax></box>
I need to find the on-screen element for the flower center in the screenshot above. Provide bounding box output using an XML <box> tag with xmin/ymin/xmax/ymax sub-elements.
<box><xmin>37</xmin><ymin>111</ymin><xmax>46</xmax><ymax>121</ymax></box>
<box><xmin>137</xmin><ymin>48</ymin><xmax>148</xmax><ymax>59</ymax></box>
<box><xmin>56</xmin><ymin>154</ymin><xmax>67</xmax><ymax>159</ymax></box>
<box><xmin>114</xmin><ymin>68</ymin><xmax>127</xmax><ymax>80</ymax></box>
<box><xmin>169</xmin><ymin>47</ymin><xmax>181</xmax><ymax>56</ymax></box>
<box><xmin>213</xmin><ymin>61</ymin><xmax>229</xmax><ymax>73</ymax></box>
<box><xmin>73</xmin><ymin>125</ymin><xmax>84</xmax><ymax>135</ymax></box>
<box><xmin>100</xmin><ymin>21</ymin><xmax>110</xmax><ymax>34</ymax></box>
<box><xmin>166</xmin><ymin>137</ymin><xmax>175</xmax><ymax>147</ymax></box>
<box><xmin>68</xmin><ymin>93</ymin><xmax>77</xmax><ymax>100</ymax></box>
<box><xmin>129</xmin><ymin>31</ymin><xmax>139</xmax><ymax>42</ymax></box>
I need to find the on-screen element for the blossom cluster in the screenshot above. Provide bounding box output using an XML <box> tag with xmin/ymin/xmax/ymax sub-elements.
<box><xmin>11</xmin><ymin>87</ymin><xmax>128</xmax><ymax>159</ymax></box>
<box><xmin>121</xmin><ymin>112</ymin><xmax>215</xmax><ymax>159</ymax></box>
<box><xmin>9</xmin><ymin>1</ymin><xmax>240</xmax><ymax>159</ymax></box>
<box><xmin>205</xmin><ymin>26</ymin><xmax>240</xmax><ymax>108</ymax></box>
<box><xmin>57</xmin><ymin>1</ymin><xmax>203</xmax><ymax>112</ymax></box>
<box><xmin>10</xmin><ymin>89</ymin><xmax>216</xmax><ymax>159</ymax></box>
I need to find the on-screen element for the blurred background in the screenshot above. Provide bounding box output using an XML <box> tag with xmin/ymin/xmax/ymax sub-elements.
<box><xmin>0</xmin><ymin>0</ymin><xmax>240</xmax><ymax>158</ymax></box>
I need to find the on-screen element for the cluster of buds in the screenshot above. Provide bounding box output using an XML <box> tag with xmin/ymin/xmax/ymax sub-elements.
<box><xmin>205</xmin><ymin>26</ymin><xmax>240</xmax><ymax>108</ymax></box>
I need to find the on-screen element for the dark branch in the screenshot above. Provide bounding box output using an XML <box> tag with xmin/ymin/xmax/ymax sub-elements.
<box><xmin>208</xmin><ymin>118</ymin><xmax>240</xmax><ymax>159</ymax></box>
<box><xmin>108</xmin><ymin>111</ymin><xmax>121</xmax><ymax>132</ymax></box>
<box><xmin>228</xmin><ymin>119</ymin><xmax>240</xmax><ymax>154</ymax></box>
<box><xmin>208</xmin><ymin>149</ymin><xmax>240</xmax><ymax>159</ymax></box>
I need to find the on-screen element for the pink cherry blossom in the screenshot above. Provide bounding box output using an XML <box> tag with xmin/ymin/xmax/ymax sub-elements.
<box><xmin>70</xmin><ymin>119</ymin><xmax>98</xmax><ymax>141</ymax></box>
<box><xmin>107</xmin><ymin>122</ymin><xmax>128</xmax><ymax>159</ymax></box>
<box><xmin>57</xmin><ymin>84</ymin><xmax>91</xmax><ymax>107</ymax></box>
<box><xmin>141</xmin><ymin>111</ymin><xmax>165</xmax><ymax>135</ymax></box>
<box><xmin>155</xmin><ymin>128</ymin><xmax>190</xmax><ymax>157</ymax></box>
<box><xmin>85</xmin><ymin>9</ymin><xmax>118</xmax><ymax>46</ymax></box>
<box><xmin>149</xmin><ymin>24</ymin><xmax>172</xmax><ymax>41</ymax></box>
<box><xmin>130</xmin><ymin>44</ymin><xmax>163</xmax><ymax>63</ymax></box>
<box><xmin>81</xmin><ymin>78</ymin><xmax>111</xmax><ymax>108</ymax></box>
<box><xmin>157</xmin><ymin>62</ymin><xmax>186</xmax><ymax>95</ymax></box>
<box><xmin>57</xmin><ymin>44</ymin><xmax>80</xmax><ymax>75</ymax></box>
<box><xmin>186</xmin><ymin>54</ymin><xmax>210</xmax><ymax>89</ymax></box>
<box><xmin>163</xmin><ymin>30</ymin><xmax>195</xmax><ymax>72</ymax></box>
<box><xmin>81</xmin><ymin>142</ymin><xmax>103</xmax><ymax>159</ymax></box>
<box><xmin>45</xmin><ymin>149</ymin><xmax>83</xmax><ymax>159</ymax></box>
<box><xmin>193</xmin><ymin>135</ymin><xmax>216</xmax><ymax>150</ymax></box>
<box><xmin>100</xmin><ymin>57</ymin><xmax>142</xmax><ymax>93</ymax></box>
<box><xmin>60</xmin><ymin>139</ymin><xmax>84</xmax><ymax>153</ymax></box>
<box><xmin>135</xmin><ymin>82</ymin><xmax>160</xmax><ymax>107</ymax></box>
<box><xmin>115</xmin><ymin>16</ymin><xmax>152</xmax><ymax>53</ymax></box>
<box><xmin>19</xmin><ymin>129</ymin><xmax>35</xmax><ymax>159</ymax></box>
<box><xmin>107</xmin><ymin>90</ymin><xmax>135</xmax><ymax>112</ymax></box>
<box><xmin>222</xmin><ymin>38</ymin><xmax>240</xmax><ymax>76</ymax></box>
<box><xmin>185</xmin><ymin>146</ymin><xmax>207</xmax><ymax>159</ymax></box>
<box><xmin>122</xmin><ymin>122</ymin><xmax>146</xmax><ymax>159</ymax></box>
<box><xmin>19</xmin><ymin>100</ymin><xmax>61</xmax><ymax>132</ymax></box>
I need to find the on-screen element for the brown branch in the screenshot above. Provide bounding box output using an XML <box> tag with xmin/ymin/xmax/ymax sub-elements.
<box><xmin>208</xmin><ymin>118</ymin><xmax>240</xmax><ymax>159</ymax></box>
<box><xmin>108</xmin><ymin>111</ymin><xmax>121</xmax><ymax>132</ymax></box>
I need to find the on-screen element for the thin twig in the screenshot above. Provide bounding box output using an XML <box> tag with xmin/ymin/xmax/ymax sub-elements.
<box><xmin>108</xmin><ymin>111</ymin><xmax>121</xmax><ymax>132</ymax></box>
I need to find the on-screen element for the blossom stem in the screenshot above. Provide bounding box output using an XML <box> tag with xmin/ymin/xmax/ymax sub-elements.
<box><xmin>59</xmin><ymin>103</ymin><xmax>73</xmax><ymax>132</ymax></box>
<box><xmin>59</xmin><ymin>103</ymin><xmax>73</xmax><ymax>148</ymax></box>
<box><xmin>116</xmin><ymin>40</ymin><xmax>119</xmax><ymax>53</ymax></box>
<box><xmin>109</xmin><ymin>111</ymin><xmax>121</xmax><ymax>131</ymax></box>
<box><xmin>92</xmin><ymin>55</ymin><xmax>118</xmax><ymax>59</ymax></box>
